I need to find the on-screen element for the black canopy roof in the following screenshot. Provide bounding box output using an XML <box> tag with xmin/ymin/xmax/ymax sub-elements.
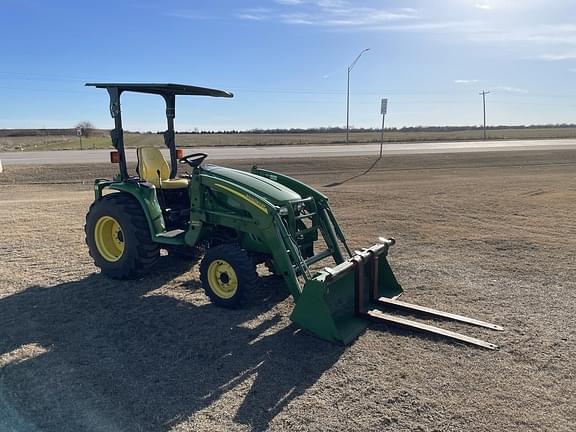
<box><xmin>85</xmin><ymin>83</ymin><xmax>233</xmax><ymax>98</ymax></box>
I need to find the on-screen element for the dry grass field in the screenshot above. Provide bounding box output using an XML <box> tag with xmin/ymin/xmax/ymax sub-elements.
<box><xmin>2</xmin><ymin>127</ymin><xmax>576</xmax><ymax>152</ymax></box>
<box><xmin>0</xmin><ymin>151</ymin><xmax>575</xmax><ymax>431</ymax></box>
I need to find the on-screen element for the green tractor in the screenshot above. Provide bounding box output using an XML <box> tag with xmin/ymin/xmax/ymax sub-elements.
<box><xmin>85</xmin><ymin>83</ymin><xmax>503</xmax><ymax>348</ymax></box>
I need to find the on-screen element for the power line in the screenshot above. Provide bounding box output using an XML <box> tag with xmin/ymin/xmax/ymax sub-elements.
<box><xmin>1</xmin><ymin>71</ymin><xmax>576</xmax><ymax>100</ymax></box>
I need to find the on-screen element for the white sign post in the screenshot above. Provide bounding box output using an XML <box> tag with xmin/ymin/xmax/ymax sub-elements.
<box><xmin>381</xmin><ymin>98</ymin><xmax>388</xmax><ymax>115</ymax></box>
<box><xmin>379</xmin><ymin>98</ymin><xmax>388</xmax><ymax>158</ymax></box>
<box><xmin>77</xmin><ymin>128</ymin><xmax>83</xmax><ymax>150</ymax></box>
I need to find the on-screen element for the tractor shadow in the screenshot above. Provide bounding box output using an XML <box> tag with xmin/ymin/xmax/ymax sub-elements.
<box><xmin>0</xmin><ymin>258</ymin><xmax>344</xmax><ymax>432</ymax></box>
<box><xmin>323</xmin><ymin>156</ymin><xmax>381</xmax><ymax>187</ymax></box>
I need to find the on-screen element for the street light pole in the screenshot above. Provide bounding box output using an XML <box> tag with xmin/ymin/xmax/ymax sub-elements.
<box><xmin>346</xmin><ymin>48</ymin><xmax>370</xmax><ymax>144</ymax></box>
<box><xmin>480</xmin><ymin>90</ymin><xmax>490</xmax><ymax>140</ymax></box>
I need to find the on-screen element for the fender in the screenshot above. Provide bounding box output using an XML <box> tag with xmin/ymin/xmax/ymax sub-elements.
<box><xmin>94</xmin><ymin>179</ymin><xmax>166</xmax><ymax>236</ymax></box>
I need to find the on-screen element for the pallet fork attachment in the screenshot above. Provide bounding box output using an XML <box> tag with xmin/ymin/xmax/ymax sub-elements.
<box><xmin>291</xmin><ymin>238</ymin><xmax>503</xmax><ymax>349</ymax></box>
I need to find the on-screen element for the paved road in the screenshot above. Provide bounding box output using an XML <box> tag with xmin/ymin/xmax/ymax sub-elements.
<box><xmin>1</xmin><ymin>139</ymin><xmax>575</xmax><ymax>165</ymax></box>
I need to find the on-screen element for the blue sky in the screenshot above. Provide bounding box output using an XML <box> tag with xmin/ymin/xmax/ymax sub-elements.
<box><xmin>1</xmin><ymin>0</ymin><xmax>576</xmax><ymax>131</ymax></box>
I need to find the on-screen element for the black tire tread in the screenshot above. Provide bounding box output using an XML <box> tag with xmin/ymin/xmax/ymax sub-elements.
<box><xmin>199</xmin><ymin>244</ymin><xmax>259</xmax><ymax>308</ymax></box>
<box><xmin>85</xmin><ymin>192</ymin><xmax>160</xmax><ymax>279</ymax></box>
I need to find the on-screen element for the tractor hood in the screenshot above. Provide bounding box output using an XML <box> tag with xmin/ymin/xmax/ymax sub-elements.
<box><xmin>202</xmin><ymin>165</ymin><xmax>302</xmax><ymax>205</ymax></box>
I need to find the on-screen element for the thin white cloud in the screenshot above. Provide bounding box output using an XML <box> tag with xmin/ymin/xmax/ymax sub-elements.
<box><xmin>237</xmin><ymin>1</ymin><xmax>418</xmax><ymax>28</ymax></box>
<box><xmin>237</xmin><ymin>13</ymin><xmax>267</xmax><ymax>21</ymax></box>
<box><xmin>282</xmin><ymin>14</ymin><xmax>315</xmax><ymax>25</ymax></box>
<box><xmin>280</xmin><ymin>11</ymin><xmax>417</xmax><ymax>27</ymax></box>
<box><xmin>455</xmin><ymin>79</ymin><xmax>479</xmax><ymax>84</ymax></box>
<box><xmin>274</xmin><ymin>0</ymin><xmax>304</xmax><ymax>4</ymax></box>
<box><xmin>494</xmin><ymin>86</ymin><xmax>529</xmax><ymax>93</ymax></box>
<box><xmin>164</xmin><ymin>11</ymin><xmax>218</xmax><ymax>20</ymax></box>
<box><xmin>470</xmin><ymin>24</ymin><xmax>576</xmax><ymax>46</ymax></box>
<box><xmin>539</xmin><ymin>52</ymin><xmax>576</xmax><ymax>61</ymax></box>
<box><xmin>474</xmin><ymin>3</ymin><xmax>493</xmax><ymax>10</ymax></box>
<box><xmin>316</xmin><ymin>0</ymin><xmax>349</xmax><ymax>8</ymax></box>
<box><xmin>364</xmin><ymin>20</ymin><xmax>482</xmax><ymax>33</ymax></box>
<box><xmin>234</xmin><ymin>8</ymin><xmax>272</xmax><ymax>21</ymax></box>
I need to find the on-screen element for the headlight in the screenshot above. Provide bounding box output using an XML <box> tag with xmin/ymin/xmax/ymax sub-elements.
<box><xmin>278</xmin><ymin>207</ymin><xmax>289</xmax><ymax>216</ymax></box>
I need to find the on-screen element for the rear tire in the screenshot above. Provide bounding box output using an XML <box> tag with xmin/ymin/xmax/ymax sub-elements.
<box><xmin>200</xmin><ymin>244</ymin><xmax>259</xmax><ymax>308</ymax></box>
<box><xmin>85</xmin><ymin>193</ymin><xmax>160</xmax><ymax>279</ymax></box>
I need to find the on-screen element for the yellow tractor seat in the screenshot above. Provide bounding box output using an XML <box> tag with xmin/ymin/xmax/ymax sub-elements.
<box><xmin>136</xmin><ymin>147</ymin><xmax>189</xmax><ymax>189</ymax></box>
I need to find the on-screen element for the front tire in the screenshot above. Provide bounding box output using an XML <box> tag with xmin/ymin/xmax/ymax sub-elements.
<box><xmin>85</xmin><ymin>193</ymin><xmax>160</xmax><ymax>279</ymax></box>
<box><xmin>200</xmin><ymin>244</ymin><xmax>259</xmax><ymax>308</ymax></box>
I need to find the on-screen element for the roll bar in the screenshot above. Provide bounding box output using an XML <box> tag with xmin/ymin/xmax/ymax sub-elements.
<box><xmin>86</xmin><ymin>83</ymin><xmax>233</xmax><ymax>180</ymax></box>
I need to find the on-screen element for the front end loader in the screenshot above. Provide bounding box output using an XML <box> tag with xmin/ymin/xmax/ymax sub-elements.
<box><xmin>85</xmin><ymin>83</ymin><xmax>503</xmax><ymax>349</ymax></box>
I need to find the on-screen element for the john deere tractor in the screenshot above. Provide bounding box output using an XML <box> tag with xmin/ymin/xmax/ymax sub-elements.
<box><xmin>85</xmin><ymin>83</ymin><xmax>503</xmax><ymax>348</ymax></box>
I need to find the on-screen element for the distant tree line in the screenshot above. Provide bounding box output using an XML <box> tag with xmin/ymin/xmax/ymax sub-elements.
<box><xmin>168</xmin><ymin>124</ymin><xmax>576</xmax><ymax>134</ymax></box>
<box><xmin>0</xmin><ymin>129</ymin><xmax>80</xmax><ymax>137</ymax></box>
<box><xmin>2</xmin><ymin>123</ymin><xmax>576</xmax><ymax>138</ymax></box>
<box><xmin>0</xmin><ymin>126</ymin><xmax>106</xmax><ymax>138</ymax></box>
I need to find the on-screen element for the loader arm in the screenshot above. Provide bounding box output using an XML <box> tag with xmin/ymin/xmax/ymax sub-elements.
<box><xmin>251</xmin><ymin>166</ymin><xmax>353</xmax><ymax>259</ymax></box>
<box><xmin>197</xmin><ymin>174</ymin><xmax>309</xmax><ymax>300</ymax></box>
<box><xmin>250</xmin><ymin>166</ymin><xmax>503</xmax><ymax>348</ymax></box>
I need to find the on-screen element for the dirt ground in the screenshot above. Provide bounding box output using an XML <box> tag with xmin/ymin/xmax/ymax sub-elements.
<box><xmin>0</xmin><ymin>151</ymin><xmax>574</xmax><ymax>432</ymax></box>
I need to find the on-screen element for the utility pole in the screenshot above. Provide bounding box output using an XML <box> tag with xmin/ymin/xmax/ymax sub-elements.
<box><xmin>346</xmin><ymin>48</ymin><xmax>370</xmax><ymax>144</ymax></box>
<box><xmin>479</xmin><ymin>91</ymin><xmax>490</xmax><ymax>140</ymax></box>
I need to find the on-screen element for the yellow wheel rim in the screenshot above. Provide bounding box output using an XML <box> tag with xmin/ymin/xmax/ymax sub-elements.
<box><xmin>207</xmin><ymin>260</ymin><xmax>238</xmax><ymax>299</ymax></box>
<box><xmin>94</xmin><ymin>216</ymin><xmax>125</xmax><ymax>262</ymax></box>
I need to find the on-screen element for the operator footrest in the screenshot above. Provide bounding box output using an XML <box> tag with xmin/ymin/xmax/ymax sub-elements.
<box><xmin>155</xmin><ymin>229</ymin><xmax>187</xmax><ymax>245</ymax></box>
<box><xmin>157</xmin><ymin>229</ymin><xmax>185</xmax><ymax>238</ymax></box>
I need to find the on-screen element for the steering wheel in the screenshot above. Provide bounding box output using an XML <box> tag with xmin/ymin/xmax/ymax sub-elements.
<box><xmin>179</xmin><ymin>152</ymin><xmax>208</xmax><ymax>168</ymax></box>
